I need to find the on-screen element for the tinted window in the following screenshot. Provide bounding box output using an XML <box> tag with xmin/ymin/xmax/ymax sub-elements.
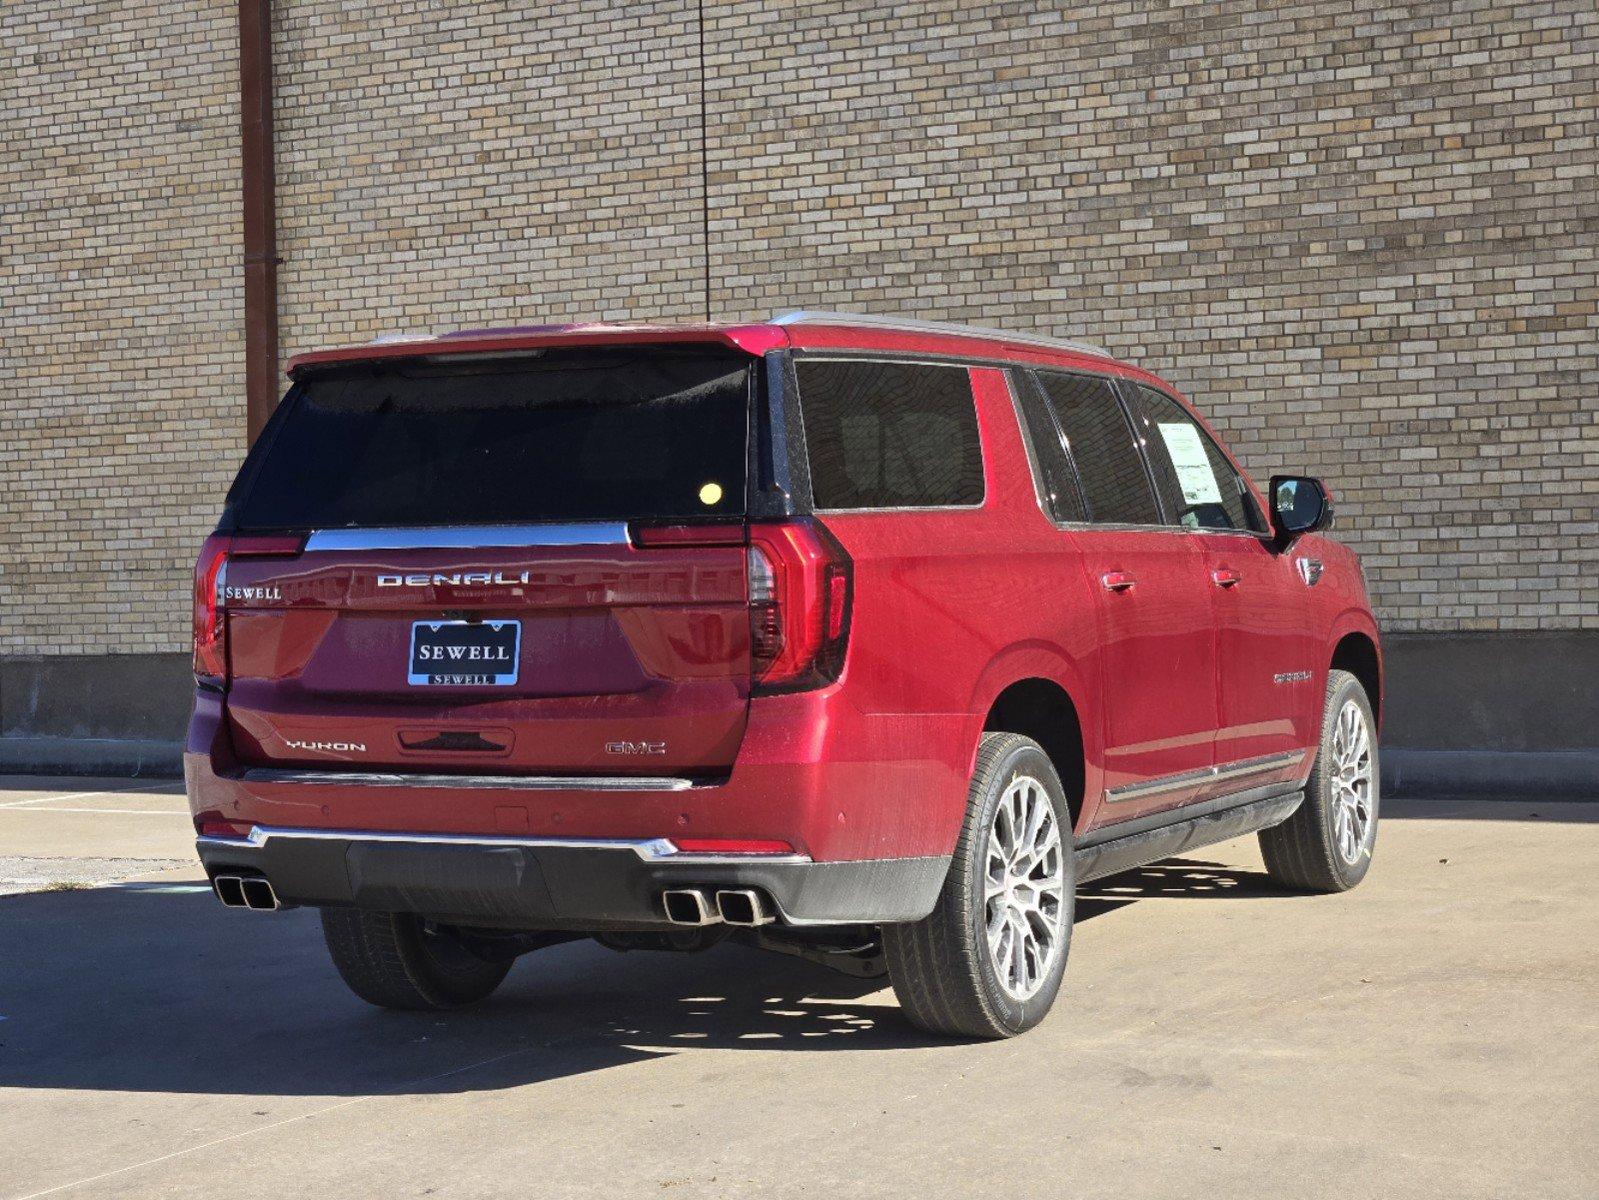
<box><xmin>797</xmin><ymin>360</ymin><xmax>984</xmax><ymax>509</ymax></box>
<box><xmin>1010</xmin><ymin>372</ymin><xmax>1086</xmax><ymax>523</ymax></box>
<box><xmin>229</xmin><ymin>348</ymin><xmax>750</xmax><ymax>530</ymax></box>
<box><xmin>1124</xmin><ymin>384</ymin><xmax>1266</xmax><ymax>533</ymax></box>
<box><xmin>1035</xmin><ymin>372</ymin><xmax>1160</xmax><ymax>526</ymax></box>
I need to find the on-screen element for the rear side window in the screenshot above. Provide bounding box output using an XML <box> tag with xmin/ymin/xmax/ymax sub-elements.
<box><xmin>1010</xmin><ymin>372</ymin><xmax>1087</xmax><ymax>523</ymax></box>
<box><xmin>796</xmin><ymin>360</ymin><xmax>984</xmax><ymax>510</ymax></box>
<box><xmin>1123</xmin><ymin>383</ymin><xmax>1267</xmax><ymax>533</ymax></box>
<box><xmin>228</xmin><ymin>348</ymin><xmax>751</xmax><ymax>530</ymax></box>
<box><xmin>1035</xmin><ymin>371</ymin><xmax>1160</xmax><ymax>526</ymax></box>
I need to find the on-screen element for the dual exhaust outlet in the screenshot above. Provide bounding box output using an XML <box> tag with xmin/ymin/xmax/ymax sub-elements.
<box><xmin>662</xmin><ymin>888</ymin><xmax>774</xmax><ymax>927</ymax></box>
<box><xmin>211</xmin><ymin>874</ymin><xmax>281</xmax><ymax>911</ymax></box>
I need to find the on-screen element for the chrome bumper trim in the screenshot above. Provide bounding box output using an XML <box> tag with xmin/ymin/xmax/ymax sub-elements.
<box><xmin>237</xmin><ymin>768</ymin><xmax>706</xmax><ymax>792</ymax></box>
<box><xmin>198</xmin><ymin>825</ymin><xmax>812</xmax><ymax>866</ymax></box>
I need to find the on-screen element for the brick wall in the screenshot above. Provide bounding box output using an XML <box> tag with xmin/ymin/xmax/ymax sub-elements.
<box><xmin>3</xmin><ymin>1</ymin><xmax>1595</xmax><ymax>659</ymax></box>
<box><xmin>708</xmin><ymin>1</ymin><xmax>1599</xmax><ymax>630</ymax></box>
<box><xmin>1</xmin><ymin>1</ymin><xmax>245</xmax><ymax>655</ymax></box>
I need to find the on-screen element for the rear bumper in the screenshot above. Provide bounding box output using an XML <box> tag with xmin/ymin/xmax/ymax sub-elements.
<box><xmin>195</xmin><ymin>827</ymin><xmax>949</xmax><ymax>929</ymax></box>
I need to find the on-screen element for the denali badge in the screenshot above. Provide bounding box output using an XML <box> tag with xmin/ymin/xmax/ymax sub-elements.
<box><xmin>378</xmin><ymin>572</ymin><xmax>532</xmax><ymax>588</ymax></box>
<box><xmin>1273</xmin><ymin>671</ymin><xmax>1313</xmax><ymax>685</ymax></box>
<box><xmin>606</xmin><ymin>741</ymin><xmax>666</xmax><ymax>756</ymax></box>
<box><xmin>284</xmin><ymin>738</ymin><xmax>366</xmax><ymax>753</ymax></box>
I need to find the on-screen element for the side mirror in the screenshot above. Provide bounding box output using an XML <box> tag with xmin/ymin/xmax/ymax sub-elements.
<box><xmin>1270</xmin><ymin>475</ymin><xmax>1333</xmax><ymax>546</ymax></box>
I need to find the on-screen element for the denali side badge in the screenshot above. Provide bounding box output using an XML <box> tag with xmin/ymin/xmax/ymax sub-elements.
<box><xmin>606</xmin><ymin>741</ymin><xmax>667</xmax><ymax>756</ymax></box>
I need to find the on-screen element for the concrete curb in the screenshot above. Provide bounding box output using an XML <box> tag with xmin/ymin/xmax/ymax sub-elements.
<box><xmin>0</xmin><ymin>736</ymin><xmax>184</xmax><ymax>779</ymax></box>
<box><xmin>1383</xmin><ymin>749</ymin><xmax>1597</xmax><ymax>799</ymax></box>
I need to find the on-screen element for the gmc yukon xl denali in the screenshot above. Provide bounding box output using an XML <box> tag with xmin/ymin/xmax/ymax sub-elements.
<box><xmin>188</xmin><ymin>311</ymin><xmax>1382</xmax><ymax>1038</ymax></box>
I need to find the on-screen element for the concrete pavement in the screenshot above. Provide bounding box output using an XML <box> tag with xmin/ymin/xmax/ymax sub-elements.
<box><xmin>0</xmin><ymin>777</ymin><xmax>1594</xmax><ymax>1199</ymax></box>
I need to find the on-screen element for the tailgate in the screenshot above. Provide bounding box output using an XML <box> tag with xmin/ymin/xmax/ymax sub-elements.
<box><xmin>223</xmin><ymin>530</ymin><xmax>750</xmax><ymax>776</ymax></box>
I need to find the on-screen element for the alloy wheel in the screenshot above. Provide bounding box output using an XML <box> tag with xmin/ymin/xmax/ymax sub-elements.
<box><xmin>1330</xmin><ymin>699</ymin><xmax>1375</xmax><ymax>864</ymax></box>
<box><xmin>984</xmin><ymin>775</ymin><xmax>1067</xmax><ymax>1001</ymax></box>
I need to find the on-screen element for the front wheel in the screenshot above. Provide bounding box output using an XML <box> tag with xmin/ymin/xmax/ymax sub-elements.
<box><xmin>883</xmin><ymin>733</ymin><xmax>1075</xmax><ymax>1039</ymax></box>
<box><xmin>320</xmin><ymin>909</ymin><xmax>512</xmax><ymax>1010</ymax></box>
<box><xmin>1259</xmin><ymin>668</ymin><xmax>1380</xmax><ymax>892</ymax></box>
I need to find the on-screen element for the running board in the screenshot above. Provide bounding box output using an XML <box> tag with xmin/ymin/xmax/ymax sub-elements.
<box><xmin>1074</xmin><ymin>784</ymin><xmax>1304</xmax><ymax>884</ymax></box>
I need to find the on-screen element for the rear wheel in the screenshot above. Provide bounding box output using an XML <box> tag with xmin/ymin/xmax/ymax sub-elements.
<box><xmin>883</xmin><ymin>733</ymin><xmax>1074</xmax><ymax>1039</ymax></box>
<box><xmin>320</xmin><ymin>909</ymin><xmax>512</xmax><ymax>1010</ymax></box>
<box><xmin>1259</xmin><ymin>668</ymin><xmax>1380</xmax><ymax>892</ymax></box>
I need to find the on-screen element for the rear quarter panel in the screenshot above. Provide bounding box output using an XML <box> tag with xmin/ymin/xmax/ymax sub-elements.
<box><xmin>810</xmin><ymin>366</ymin><xmax>1104</xmax><ymax>860</ymax></box>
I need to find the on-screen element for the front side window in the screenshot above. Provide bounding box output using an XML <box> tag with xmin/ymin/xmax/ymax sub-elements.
<box><xmin>796</xmin><ymin>360</ymin><xmax>984</xmax><ymax>510</ymax></box>
<box><xmin>1122</xmin><ymin>383</ymin><xmax>1266</xmax><ymax>533</ymax></box>
<box><xmin>1035</xmin><ymin>371</ymin><xmax>1160</xmax><ymax>526</ymax></box>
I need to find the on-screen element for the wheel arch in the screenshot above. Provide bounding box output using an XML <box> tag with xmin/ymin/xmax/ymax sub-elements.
<box><xmin>1330</xmin><ymin>627</ymin><xmax>1382</xmax><ymax>729</ymax></box>
<box><xmin>970</xmin><ymin>646</ymin><xmax>1095</xmax><ymax>832</ymax></box>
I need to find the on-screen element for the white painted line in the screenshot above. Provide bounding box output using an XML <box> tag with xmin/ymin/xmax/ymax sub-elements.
<box><xmin>0</xmin><ymin>783</ymin><xmax>175</xmax><ymax>809</ymax></box>
<box><xmin>0</xmin><ymin>807</ymin><xmax>189</xmax><ymax>816</ymax></box>
<box><xmin>8</xmin><ymin>1044</ymin><xmax>549</xmax><ymax>1200</ymax></box>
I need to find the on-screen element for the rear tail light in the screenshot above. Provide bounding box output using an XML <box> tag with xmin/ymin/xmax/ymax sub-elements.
<box><xmin>192</xmin><ymin>535</ymin><xmax>229</xmax><ymax>681</ymax></box>
<box><xmin>747</xmin><ymin>519</ymin><xmax>852</xmax><ymax>694</ymax></box>
<box><xmin>191</xmin><ymin>533</ymin><xmax>305</xmax><ymax>683</ymax></box>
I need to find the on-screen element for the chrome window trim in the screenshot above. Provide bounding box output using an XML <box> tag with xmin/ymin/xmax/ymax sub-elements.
<box><xmin>236</xmin><ymin>768</ymin><xmax>708</xmax><ymax>792</ymax></box>
<box><xmin>1102</xmin><ymin>750</ymin><xmax>1307</xmax><ymax>804</ymax></box>
<box><xmin>302</xmin><ymin>523</ymin><xmax>632</xmax><ymax>552</ymax></box>
<box><xmin>300</xmin><ymin>524</ymin><xmax>630</xmax><ymax>553</ymax></box>
<box><xmin>199</xmin><ymin>825</ymin><xmax>812</xmax><ymax>866</ymax></box>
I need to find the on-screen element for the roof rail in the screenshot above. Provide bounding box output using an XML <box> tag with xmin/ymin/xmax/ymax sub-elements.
<box><xmin>770</xmin><ymin>310</ymin><xmax>1110</xmax><ymax>359</ymax></box>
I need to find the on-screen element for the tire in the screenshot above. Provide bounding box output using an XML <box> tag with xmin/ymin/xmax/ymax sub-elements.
<box><xmin>1259</xmin><ymin>668</ymin><xmax>1380</xmax><ymax>893</ymax></box>
<box><xmin>883</xmin><ymin>732</ymin><xmax>1075</xmax><ymax>1039</ymax></box>
<box><xmin>320</xmin><ymin>909</ymin><xmax>512</xmax><ymax>1011</ymax></box>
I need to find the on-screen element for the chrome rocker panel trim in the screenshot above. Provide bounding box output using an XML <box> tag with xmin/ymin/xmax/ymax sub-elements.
<box><xmin>1102</xmin><ymin>750</ymin><xmax>1307</xmax><ymax>804</ymax></box>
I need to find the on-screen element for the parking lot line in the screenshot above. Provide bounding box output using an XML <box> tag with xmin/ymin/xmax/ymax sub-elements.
<box><xmin>0</xmin><ymin>784</ymin><xmax>174</xmax><ymax>809</ymax></box>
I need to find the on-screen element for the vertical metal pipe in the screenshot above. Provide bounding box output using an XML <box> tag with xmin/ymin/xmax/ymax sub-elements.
<box><xmin>238</xmin><ymin>0</ymin><xmax>278</xmax><ymax>445</ymax></box>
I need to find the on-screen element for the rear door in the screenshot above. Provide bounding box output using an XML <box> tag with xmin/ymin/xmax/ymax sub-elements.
<box><xmin>217</xmin><ymin>346</ymin><xmax>755</xmax><ymax>778</ymax></box>
<box><xmin>1024</xmin><ymin>371</ymin><xmax>1219</xmax><ymax>823</ymax></box>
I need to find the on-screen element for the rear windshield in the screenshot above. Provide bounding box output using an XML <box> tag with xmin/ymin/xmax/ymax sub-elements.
<box><xmin>227</xmin><ymin>347</ymin><xmax>751</xmax><ymax>529</ymax></box>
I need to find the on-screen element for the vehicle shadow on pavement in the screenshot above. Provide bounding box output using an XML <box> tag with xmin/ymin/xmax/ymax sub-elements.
<box><xmin>1077</xmin><ymin>856</ymin><xmax>1296</xmax><ymax>903</ymax></box>
<box><xmin>0</xmin><ymin>860</ymin><xmax>1269</xmax><ymax>1100</ymax></box>
<box><xmin>0</xmin><ymin>883</ymin><xmax>938</xmax><ymax>1101</ymax></box>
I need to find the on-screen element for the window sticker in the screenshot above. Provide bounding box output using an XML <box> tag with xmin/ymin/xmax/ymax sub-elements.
<box><xmin>1156</xmin><ymin>422</ymin><xmax>1223</xmax><ymax>506</ymax></box>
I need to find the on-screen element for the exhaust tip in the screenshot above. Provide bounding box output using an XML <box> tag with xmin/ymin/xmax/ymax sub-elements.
<box><xmin>239</xmin><ymin>876</ymin><xmax>280</xmax><ymax>911</ymax></box>
<box><xmin>715</xmin><ymin>889</ymin><xmax>774</xmax><ymax>927</ymax></box>
<box><xmin>661</xmin><ymin>888</ymin><xmax>716</xmax><ymax>926</ymax></box>
<box><xmin>212</xmin><ymin>875</ymin><xmax>246</xmax><ymax>908</ymax></box>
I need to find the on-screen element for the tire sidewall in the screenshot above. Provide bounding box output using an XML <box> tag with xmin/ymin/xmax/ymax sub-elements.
<box><xmin>1315</xmin><ymin>673</ymin><xmax>1380</xmax><ymax>889</ymax></box>
<box><xmin>965</xmin><ymin>741</ymin><xmax>1075</xmax><ymax>1035</ymax></box>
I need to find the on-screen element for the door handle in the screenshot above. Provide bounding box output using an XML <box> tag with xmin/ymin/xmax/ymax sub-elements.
<box><xmin>1101</xmin><ymin>571</ymin><xmax>1136</xmax><ymax>593</ymax></box>
<box><xmin>1211</xmin><ymin>568</ymin><xmax>1241</xmax><ymax>589</ymax></box>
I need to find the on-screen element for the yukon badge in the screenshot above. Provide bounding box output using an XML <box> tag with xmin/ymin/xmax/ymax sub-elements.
<box><xmin>284</xmin><ymin>738</ymin><xmax>367</xmax><ymax>753</ymax></box>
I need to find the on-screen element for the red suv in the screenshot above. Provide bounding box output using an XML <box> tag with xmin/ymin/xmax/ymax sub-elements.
<box><xmin>188</xmin><ymin>312</ymin><xmax>1381</xmax><ymax>1038</ymax></box>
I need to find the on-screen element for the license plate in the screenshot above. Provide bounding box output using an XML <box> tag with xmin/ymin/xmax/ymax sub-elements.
<box><xmin>408</xmin><ymin>620</ymin><xmax>521</xmax><ymax>686</ymax></box>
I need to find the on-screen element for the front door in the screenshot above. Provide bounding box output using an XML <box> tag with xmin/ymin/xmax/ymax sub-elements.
<box><xmin>1119</xmin><ymin>382</ymin><xmax>1317</xmax><ymax>797</ymax></box>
